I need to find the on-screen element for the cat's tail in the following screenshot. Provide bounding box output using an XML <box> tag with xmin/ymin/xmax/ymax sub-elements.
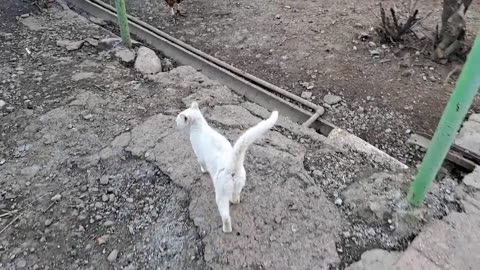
<box><xmin>228</xmin><ymin>111</ymin><xmax>279</xmax><ymax>174</ymax></box>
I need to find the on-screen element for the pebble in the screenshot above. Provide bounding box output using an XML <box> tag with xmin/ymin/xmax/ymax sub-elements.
<box><xmin>94</xmin><ymin>202</ymin><xmax>103</xmax><ymax>209</ymax></box>
<box><xmin>370</xmin><ymin>49</ymin><xmax>381</xmax><ymax>57</ymax></box>
<box><xmin>97</xmin><ymin>234</ymin><xmax>110</xmax><ymax>245</ymax></box>
<box><xmin>51</xmin><ymin>194</ymin><xmax>62</xmax><ymax>202</ymax></box>
<box><xmin>107</xmin><ymin>249</ymin><xmax>119</xmax><ymax>262</ymax></box>
<box><xmin>103</xmin><ymin>220</ymin><xmax>114</xmax><ymax>227</ymax></box>
<box><xmin>6</xmin><ymin>106</ymin><xmax>15</xmax><ymax>112</ymax></box>
<box><xmin>343</xmin><ymin>231</ymin><xmax>351</xmax><ymax>238</ymax></box>
<box><xmin>0</xmin><ymin>100</ymin><xmax>5</xmax><ymax>109</ymax></box>
<box><xmin>16</xmin><ymin>258</ymin><xmax>27</xmax><ymax>268</ymax></box>
<box><xmin>401</xmin><ymin>69</ymin><xmax>414</xmax><ymax>77</ymax></box>
<box><xmin>334</xmin><ymin>198</ymin><xmax>343</xmax><ymax>206</ymax></box>
<box><xmin>275</xmin><ymin>14</ymin><xmax>281</xmax><ymax>19</ymax></box>
<box><xmin>83</xmin><ymin>114</ymin><xmax>93</xmax><ymax>120</ymax></box>
<box><xmin>301</xmin><ymin>91</ymin><xmax>313</xmax><ymax>99</ymax></box>
<box><xmin>367</xmin><ymin>228</ymin><xmax>376</xmax><ymax>236</ymax></box>
<box><xmin>126</xmin><ymin>198</ymin><xmax>134</xmax><ymax>203</ymax></box>
<box><xmin>45</xmin><ymin>219</ymin><xmax>53</xmax><ymax>227</ymax></box>
<box><xmin>368</xmin><ymin>41</ymin><xmax>376</xmax><ymax>47</ymax></box>
<box><xmin>102</xmin><ymin>194</ymin><xmax>109</xmax><ymax>202</ymax></box>
<box><xmin>324</xmin><ymin>94</ymin><xmax>342</xmax><ymax>105</ymax></box>
<box><xmin>0</xmin><ymin>159</ymin><xmax>5</xmax><ymax>165</ymax></box>
<box><xmin>99</xmin><ymin>175</ymin><xmax>109</xmax><ymax>185</ymax></box>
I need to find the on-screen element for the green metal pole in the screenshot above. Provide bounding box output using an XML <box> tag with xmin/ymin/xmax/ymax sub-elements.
<box><xmin>407</xmin><ymin>34</ymin><xmax>480</xmax><ymax>207</ymax></box>
<box><xmin>114</xmin><ymin>0</ymin><xmax>131</xmax><ymax>48</ymax></box>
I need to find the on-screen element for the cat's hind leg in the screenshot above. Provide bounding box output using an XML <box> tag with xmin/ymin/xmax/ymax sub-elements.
<box><xmin>216</xmin><ymin>194</ymin><xmax>232</xmax><ymax>233</ymax></box>
<box><xmin>231</xmin><ymin>166</ymin><xmax>246</xmax><ymax>204</ymax></box>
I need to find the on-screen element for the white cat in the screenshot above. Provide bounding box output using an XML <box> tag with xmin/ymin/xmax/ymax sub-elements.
<box><xmin>176</xmin><ymin>102</ymin><xmax>278</xmax><ymax>233</ymax></box>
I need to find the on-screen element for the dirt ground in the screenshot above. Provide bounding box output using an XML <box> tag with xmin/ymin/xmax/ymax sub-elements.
<box><xmin>0</xmin><ymin>1</ymin><xmax>473</xmax><ymax>270</ymax></box>
<box><xmin>102</xmin><ymin>0</ymin><xmax>480</xmax><ymax>164</ymax></box>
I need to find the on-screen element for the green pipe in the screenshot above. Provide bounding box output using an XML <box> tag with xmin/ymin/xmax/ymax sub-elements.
<box><xmin>114</xmin><ymin>0</ymin><xmax>131</xmax><ymax>48</ymax></box>
<box><xmin>407</xmin><ymin>33</ymin><xmax>480</xmax><ymax>206</ymax></box>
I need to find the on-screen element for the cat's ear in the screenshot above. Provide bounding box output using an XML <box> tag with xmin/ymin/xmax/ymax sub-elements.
<box><xmin>190</xmin><ymin>101</ymin><xmax>199</xmax><ymax>110</ymax></box>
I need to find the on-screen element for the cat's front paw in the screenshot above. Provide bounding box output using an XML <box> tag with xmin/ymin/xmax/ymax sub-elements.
<box><xmin>222</xmin><ymin>219</ymin><xmax>232</xmax><ymax>233</ymax></box>
<box><xmin>230</xmin><ymin>193</ymin><xmax>241</xmax><ymax>204</ymax></box>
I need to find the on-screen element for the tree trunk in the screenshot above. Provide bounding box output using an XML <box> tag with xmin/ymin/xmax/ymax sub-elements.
<box><xmin>434</xmin><ymin>0</ymin><xmax>472</xmax><ymax>62</ymax></box>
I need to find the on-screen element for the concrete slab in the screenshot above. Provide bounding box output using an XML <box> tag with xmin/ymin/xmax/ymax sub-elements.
<box><xmin>408</xmin><ymin>211</ymin><xmax>480</xmax><ymax>270</ymax></box>
<box><xmin>345</xmin><ymin>249</ymin><xmax>401</xmax><ymax>270</ymax></box>
<box><xmin>455</xmin><ymin>113</ymin><xmax>480</xmax><ymax>156</ymax></box>
<box><xmin>392</xmin><ymin>248</ymin><xmax>441</xmax><ymax>270</ymax></box>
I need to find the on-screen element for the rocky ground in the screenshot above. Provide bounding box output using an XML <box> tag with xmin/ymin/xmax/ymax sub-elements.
<box><xmin>104</xmin><ymin>0</ymin><xmax>480</xmax><ymax>165</ymax></box>
<box><xmin>0</xmin><ymin>1</ymin><xmax>477</xmax><ymax>270</ymax></box>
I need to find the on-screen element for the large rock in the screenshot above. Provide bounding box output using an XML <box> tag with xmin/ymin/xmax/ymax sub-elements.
<box><xmin>346</xmin><ymin>249</ymin><xmax>401</xmax><ymax>270</ymax></box>
<box><xmin>463</xmin><ymin>166</ymin><xmax>480</xmax><ymax>189</ymax></box>
<box><xmin>134</xmin><ymin>46</ymin><xmax>162</xmax><ymax>74</ymax></box>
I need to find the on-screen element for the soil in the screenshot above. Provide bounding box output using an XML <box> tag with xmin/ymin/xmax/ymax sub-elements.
<box><xmin>0</xmin><ymin>1</ymin><xmax>471</xmax><ymax>270</ymax></box>
<box><xmin>100</xmin><ymin>0</ymin><xmax>480</xmax><ymax>164</ymax></box>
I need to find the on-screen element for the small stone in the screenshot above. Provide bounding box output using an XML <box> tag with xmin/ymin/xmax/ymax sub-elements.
<box><xmin>161</xmin><ymin>58</ymin><xmax>174</xmax><ymax>72</ymax></box>
<box><xmin>335</xmin><ymin>198</ymin><xmax>343</xmax><ymax>206</ymax></box>
<box><xmin>16</xmin><ymin>258</ymin><xmax>27</xmax><ymax>268</ymax></box>
<box><xmin>370</xmin><ymin>49</ymin><xmax>382</xmax><ymax>57</ymax></box>
<box><xmin>20</xmin><ymin>13</ymin><xmax>30</xmax><ymax>18</ymax></box>
<box><xmin>103</xmin><ymin>220</ymin><xmax>115</xmax><ymax>227</ymax></box>
<box><xmin>134</xmin><ymin>46</ymin><xmax>162</xmax><ymax>74</ymax></box>
<box><xmin>366</xmin><ymin>228</ymin><xmax>376</xmax><ymax>236</ymax></box>
<box><xmin>107</xmin><ymin>249</ymin><xmax>119</xmax><ymax>262</ymax></box>
<box><xmin>45</xmin><ymin>219</ymin><xmax>53</xmax><ymax>227</ymax></box>
<box><xmin>126</xmin><ymin>198</ymin><xmax>134</xmax><ymax>203</ymax></box>
<box><xmin>301</xmin><ymin>91</ymin><xmax>313</xmax><ymax>99</ymax></box>
<box><xmin>6</xmin><ymin>106</ymin><xmax>15</xmax><ymax>112</ymax></box>
<box><xmin>401</xmin><ymin>69</ymin><xmax>414</xmax><ymax>77</ymax></box>
<box><xmin>275</xmin><ymin>14</ymin><xmax>281</xmax><ymax>19</ymax></box>
<box><xmin>102</xmin><ymin>194</ymin><xmax>109</xmax><ymax>202</ymax></box>
<box><xmin>94</xmin><ymin>202</ymin><xmax>103</xmax><ymax>209</ymax></box>
<box><xmin>343</xmin><ymin>231</ymin><xmax>351</xmax><ymax>238</ymax></box>
<box><xmin>97</xmin><ymin>234</ymin><xmax>110</xmax><ymax>245</ymax></box>
<box><xmin>56</xmin><ymin>39</ymin><xmax>84</xmax><ymax>51</ymax></box>
<box><xmin>83</xmin><ymin>114</ymin><xmax>93</xmax><ymax>120</ymax></box>
<box><xmin>385</xmin><ymin>128</ymin><xmax>392</xmax><ymax>133</ymax></box>
<box><xmin>324</xmin><ymin>94</ymin><xmax>342</xmax><ymax>105</ymax></box>
<box><xmin>0</xmin><ymin>100</ymin><xmax>5</xmax><ymax>109</ymax></box>
<box><xmin>0</xmin><ymin>159</ymin><xmax>5</xmax><ymax>165</ymax></box>
<box><xmin>51</xmin><ymin>194</ymin><xmax>62</xmax><ymax>202</ymax></box>
<box><xmin>368</xmin><ymin>41</ymin><xmax>376</xmax><ymax>47</ymax></box>
<box><xmin>115</xmin><ymin>48</ymin><xmax>136</xmax><ymax>66</ymax></box>
<box><xmin>358</xmin><ymin>32</ymin><xmax>370</xmax><ymax>40</ymax></box>
<box><xmin>99</xmin><ymin>175</ymin><xmax>109</xmax><ymax>185</ymax></box>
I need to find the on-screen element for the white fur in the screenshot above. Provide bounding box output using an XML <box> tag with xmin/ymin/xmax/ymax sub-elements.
<box><xmin>176</xmin><ymin>102</ymin><xmax>278</xmax><ymax>233</ymax></box>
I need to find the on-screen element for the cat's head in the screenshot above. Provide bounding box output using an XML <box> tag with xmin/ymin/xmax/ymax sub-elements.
<box><xmin>176</xmin><ymin>101</ymin><xmax>202</xmax><ymax>130</ymax></box>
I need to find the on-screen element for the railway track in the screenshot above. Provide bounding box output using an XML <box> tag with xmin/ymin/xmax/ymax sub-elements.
<box><xmin>66</xmin><ymin>0</ymin><xmax>410</xmax><ymax>171</ymax></box>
